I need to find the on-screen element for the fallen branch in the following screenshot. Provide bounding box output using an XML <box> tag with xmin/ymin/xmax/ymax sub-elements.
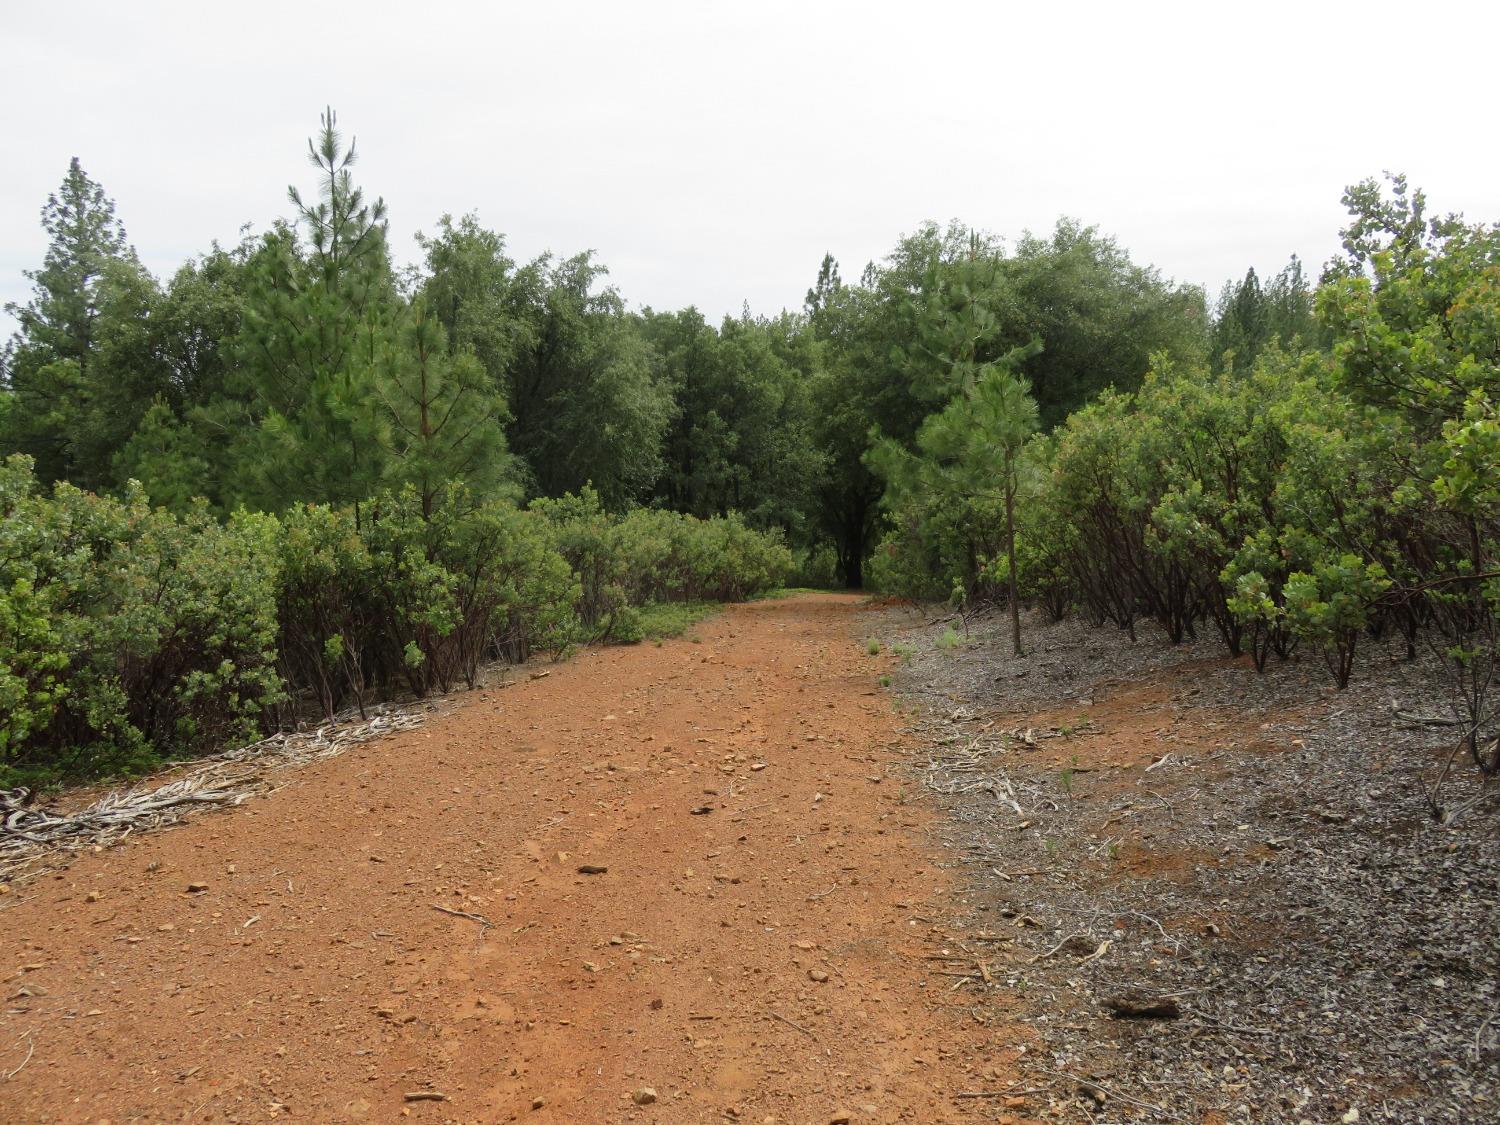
<box><xmin>2</xmin><ymin>1032</ymin><xmax>34</xmax><ymax>1082</ymax></box>
<box><xmin>952</xmin><ymin>1085</ymin><xmax>1023</xmax><ymax>1099</ymax></box>
<box><xmin>1</xmin><ymin>706</ymin><xmax>425</xmax><ymax>886</ymax></box>
<box><xmin>765</xmin><ymin>1009</ymin><xmax>817</xmax><ymax>1040</ymax></box>
<box><xmin>431</xmin><ymin>904</ymin><xmax>495</xmax><ymax>930</ymax></box>
<box><xmin>1185</xmin><ymin>1009</ymin><xmax>1274</xmax><ymax>1036</ymax></box>
<box><xmin>1392</xmin><ymin>708</ymin><xmax>1463</xmax><ymax>728</ymax></box>
<box><xmin>1030</xmin><ymin>932</ymin><xmax>1086</xmax><ymax>963</ymax></box>
<box><xmin>1037</xmin><ymin>1069</ymin><xmax>1179</xmax><ymax>1120</ymax></box>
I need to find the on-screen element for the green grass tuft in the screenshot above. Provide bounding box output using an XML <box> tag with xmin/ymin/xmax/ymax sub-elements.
<box><xmin>760</xmin><ymin>586</ymin><xmax>829</xmax><ymax>599</ymax></box>
<box><xmin>935</xmin><ymin>626</ymin><xmax>964</xmax><ymax>650</ymax></box>
<box><xmin>629</xmin><ymin>601</ymin><xmax>720</xmax><ymax>642</ymax></box>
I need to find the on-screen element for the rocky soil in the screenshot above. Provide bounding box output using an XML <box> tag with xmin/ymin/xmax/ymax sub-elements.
<box><xmin>874</xmin><ymin>604</ymin><xmax>1499</xmax><ymax>1124</ymax></box>
<box><xmin>0</xmin><ymin>595</ymin><xmax>1024</xmax><ymax>1124</ymax></box>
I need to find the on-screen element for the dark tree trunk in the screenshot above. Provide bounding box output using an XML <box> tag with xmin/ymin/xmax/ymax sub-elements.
<box><xmin>1004</xmin><ymin>459</ymin><xmax>1021</xmax><ymax>656</ymax></box>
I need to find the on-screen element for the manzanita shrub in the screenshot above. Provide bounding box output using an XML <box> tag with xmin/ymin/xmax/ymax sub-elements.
<box><xmin>0</xmin><ymin>465</ymin><xmax>790</xmax><ymax>785</ymax></box>
<box><xmin>868</xmin><ymin>181</ymin><xmax>1499</xmax><ymax>796</ymax></box>
<box><xmin>531</xmin><ymin>486</ymin><xmax>793</xmax><ymax>640</ymax></box>
<box><xmin>0</xmin><ymin>456</ymin><xmax>282</xmax><ymax>784</ymax></box>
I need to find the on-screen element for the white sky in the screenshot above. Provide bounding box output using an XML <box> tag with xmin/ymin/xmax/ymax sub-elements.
<box><xmin>3</xmin><ymin>0</ymin><xmax>1497</xmax><ymax>340</ymax></box>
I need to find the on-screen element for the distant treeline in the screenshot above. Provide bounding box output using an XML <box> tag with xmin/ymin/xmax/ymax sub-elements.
<box><xmin>0</xmin><ymin>110</ymin><xmax>1213</xmax><ymax>589</ymax></box>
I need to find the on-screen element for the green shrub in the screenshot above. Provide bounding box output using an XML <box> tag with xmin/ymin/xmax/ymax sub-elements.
<box><xmin>0</xmin><ymin>466</ymin><xmax>788</xmax><ymax>784</ymax></box>
<box><xmin>1</xmin><ymin>457</ymin><xmax>283</xmax><ymax>784</ymax></box>
<box><xmin>533</xmin><ymin>489</ymin><xmax>792</xmax><ymax>635</ymax></box>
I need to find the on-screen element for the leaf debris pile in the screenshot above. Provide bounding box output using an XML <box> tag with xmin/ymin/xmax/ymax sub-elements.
<box><xmin>881</xmin><ymin>605</ymin><xmax>1500</xmax><ymax>1122</ymax></box>
<box><xmin>1</xmin><ymin>706</ymin><xmax>424</xmax><ymax>889</ymax></box>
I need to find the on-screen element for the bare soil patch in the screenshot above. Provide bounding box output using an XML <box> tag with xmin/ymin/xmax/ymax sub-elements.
<box><xmin>876</xmin><ymin>604</ymin><xmax>1500</xmax><ymax>1123</ymax></box>
<box><xmin>1</xmin><ymin>595</ymin><xmax>1032</xmax><ymax>1124</ymax></box>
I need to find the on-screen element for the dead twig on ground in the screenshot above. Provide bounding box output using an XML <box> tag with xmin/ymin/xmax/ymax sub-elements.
<box><xmin>1184</xmin><ymin>1010</ymin><xmax>1274</xmax><ymax>1036</ymax></box>
<box><xmin>765</xmin><ymin>1009</ymin><xmax>817</xmax><ymax>1040</ymax></box>
<box><xmin>1037</xmin><ymin>1069</ymin><xmax>1179</xmax><ymax>1120</ymax></box>
<box><xmin>431</xmin><ymin>904</ymin><xmax>495</xmax><ymax>929</ymax></box>
<box><xmin>2</xmin><ymin>1032</ymin><xmax>34</xmax><ymax>1082</ymax></box>
<box><xmin>1477</xmin><ymin>1015</ymin><xmax>1498</xmax><ymax>1064</ymax></box>
<box><xmin>1</xmin><ymin>707</ymin><xmax>425</xmax><ymax>886</ymax></box>
<box><xmin>1030</xmin><ymin>932</ymin><xmax>1086</xmax><ymax>963</ymax></box>
<box><xmin>952</xmin><ymin>1084</ymin><xmax>1025</xmax><ymax>1099</ymax></box>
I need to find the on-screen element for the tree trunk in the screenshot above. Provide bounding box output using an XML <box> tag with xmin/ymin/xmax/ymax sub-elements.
<box><xmin>1004</xmin><ymin>453</ymin><xmax>1021</xmax><ymax>656</ymax></box>
<box><xmin>845</xmin><ymin>551</ymin><xmax>864</xmax><ymax>590</ymax></box>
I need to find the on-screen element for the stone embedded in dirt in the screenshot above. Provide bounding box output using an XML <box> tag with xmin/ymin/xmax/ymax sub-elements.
<box><xmin>576</xmin><ymin>864</ymin><xmax>608</xmax><ymax>875</ymax></box>
<box><xmin>1060</xmin><ymin>934</ymin><xmax>1097</xmax><ymax>956</ymax></box>
<box><xmin>829</xmin><ymin>1111</ymin><xmax>853</xmax><ymax>1124</ymax></box>
<box><xmin>632</xmin><ymin>1086</ymin><xmax>658</xmax><ymax>1105</ymax></box>
<box><xmin>807</xmin><ymin>968</ymin><xmax>830</xmax><ymax>982</ymax></box>
<box><xmin>751</xmin><ymin>762</ymin><xmax>767</xmax><ymax>771</ymax></box>
<box><xmin>402</xmin><ymin>1090</ymin><xmax>447</xmax><ymax>1102</ymax></box>
<box><xmin>1078</xmin><ymin>1081</ymin><xmax>1107</xmax><ymax>1107</ymax></box>
<box><xmin>1105</xmin><ymin>994</ymin><xmax>1180</xmax><ymax>1019</ymax></box>
<box><xmin>649</xmin><ymin>998</ymin><xmax>663</xmax><ymax>1010</ymax></box>
<box><xmin>690</xmin><ymin>806</ymin><xmax>714</xmax><ymax>815</ymax></box>
<box><xmin>531</xmin><ymin>1097</ymin><xmax>545</xmax><ymax>1110</ymax></box>
<box><xmin>186</xmin><ymin>882</ymin><xmax>209</xmax><ymax>894</ymax></box>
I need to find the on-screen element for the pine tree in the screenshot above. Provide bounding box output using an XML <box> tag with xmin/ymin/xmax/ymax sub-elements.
<box><xmin>6</xmin><ymin>157</ymin><xmax>132</xmax><ymax>372</ymax></box>
<box><xmin>804</xmin><ymin>253</ymin><xmax>842</xmax><ymax>319</ymax></box>
<box><xmin>234</xmin><ymin>109</ymin><xmax>397</xmax><ymax>516</ymax></box>
<box><xmin>2</xmin><ymin>158</ymin><xmax>136</xmax><ymax>483</ymax></box>
<box><xmin>374</xmin><ymin>296</ymin><xmax>513</xmax><ymax>519</ymax></box>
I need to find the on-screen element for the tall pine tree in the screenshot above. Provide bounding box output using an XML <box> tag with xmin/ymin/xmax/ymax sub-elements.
<box><xmin>373</xmin><ymin>296</ymin><xmax>514</xmax><ymax>519</ymax></box>
<box><xmin>233</xmin><ymin>108</ymin><xmax>397</xmax><ymax>517</ymax></box>
<box><xmin>2</xmin><ymin>158</ymin><xmax>137</xmax><ymax>484</ymax></box>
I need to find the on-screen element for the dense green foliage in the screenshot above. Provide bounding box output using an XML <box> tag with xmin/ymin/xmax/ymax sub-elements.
<box><xmin>3</xmin><ymin>111</ymin><xmax>1494</xmax><ymax>797</ymax></box>
<box><xmin>868</xmin><ymin>176</ymin><xmax>1500</xmax><ymax>805</ymax></box>
<box><xmin>0</xmin><ymin>465</ymin><xmax>788</xmax><ymax>785</ymax></box>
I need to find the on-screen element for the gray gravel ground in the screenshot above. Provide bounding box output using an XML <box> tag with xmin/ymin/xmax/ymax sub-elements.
<box><xmin>870</xmin><ymin>603</ymin><xmax>1500</xmax><ymax>1124</ymax></box>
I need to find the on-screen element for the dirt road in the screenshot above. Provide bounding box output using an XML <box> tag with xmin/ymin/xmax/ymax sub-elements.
<box><xmin>1</xmin><ymin>595</ymin><xmax>1024</xmax><ymax>1124</ymax></box>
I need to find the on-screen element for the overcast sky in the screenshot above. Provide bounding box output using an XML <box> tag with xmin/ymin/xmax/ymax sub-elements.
<box><xmin>4</xmin><ymin>0</ymin><xmax>1497</xmax><ymax>340</ymax></box>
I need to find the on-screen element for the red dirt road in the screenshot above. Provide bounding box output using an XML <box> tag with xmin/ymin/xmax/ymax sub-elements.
<box><xmin>1</xmin><ymin>595</ymin><xmax>1023</xmax><ymax>1124</ymax></box>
